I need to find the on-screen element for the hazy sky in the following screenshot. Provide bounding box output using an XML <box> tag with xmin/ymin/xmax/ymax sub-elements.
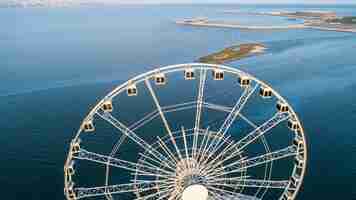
<box><xmin>6</xmin><ymin>0</ymin><xmax>356</xmax><ymax>4</ymax></box>
<box><xmin>96</xmin><ymin>0</ymin><xmax>356</xmax><ymax>4</ymax></box>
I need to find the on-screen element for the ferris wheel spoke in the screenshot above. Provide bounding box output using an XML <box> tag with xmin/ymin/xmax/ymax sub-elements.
<box><xmin>192</xmin><ymin>123</ymin><xmax>200</xmax><ymax>160</ymax></box>
<box><xmin>211</xmin><ymin>189</ymin><xmax>261</xmax><ymax>200</ymax></box>
<box><xmin>157</xmin><ymin>136</ymin><xmax>179</xmax><ymax>164</ymax></box>
<box><xmin>201</xmin><ymin>134</ymin><xmax>237</xmax><ymax>168</ymax></box>
<box><xmin>164</xmin><ymin>105</ymin><xmax>197</xmax><ymax>114</ymax></box>
<box><xmin>239</xmin><ymin>113</ymin><xmax>259</xmax><ymax>129</ymax></box>
<box><xmin>205</xmin><ymin>141</ymin><xmax>245</xmax><ymax>175</ymax></box>
<box><xmin>234</xmin><ymin>111</ymin><xmax>291</xmax><ymax>152</ymax></box>
<box><xmin>74</xmin><ymin>182</ymin><xmax>157</xmax><ymax>199</ymax></box>
<box><xmin>194</xmin><ymin>68</ymin><xmax>207</xmax><ymax>133</ymax></box>
<box><xmin>168</xmin><ymin>189</ymin><xmax>180</xmax><ymax>200</ymax></box>
<box><xmin>197</xmin><ymin>128</ymin><xmax>212</xmax><ymax>164</ymax></box>
<box><xmin>204</xmin><ymin>85</ymin><xmax>258</xmax><ymax>164</ymax></box>
<box><xmin>145</xmin><ymin>79</ymin><xmax>183</xmax><ymax>160</ymax></box>
<box><xmin>163</xmin><ymin>101</ymin><xmax>197</xmax><ymax>113</ymax></box>
<box><xmin>208</xmin><ymin>190</ymin><xmax>224</xmax><ymax>200</ymax></box>
<box><xmin>196</xmin><ymin>127</ymin><xmax>211</xmax><ymax>164</ymax></box>
<box><xmin>132</xmin><ymin>172</ymin><xmax>176</xmax><ymax>180</ymax></box>
<box><xmin>208</xmin><ymin>179</ymin><xmax>290</xmax><ymax>189</ymax></box>
<box><xmin>106</xmin><ymin>133</ymin><xmax>128</xmax><ymax>194</ymax></box>
<box><xmin>213</xmin><ymin>145</ymin><xmax>297</xmax><ymax>176</ymax></box>
<box><xmin>96</xmin><ymin>110</ymin><xmax>176</xmax><ymax>169</ymax></box>
<box><xmin>203</xmin><ymin>101</ymin><xmax>232</xmax><ymax>113</ymax></box>
<box><xmin>129</xmin><ymin>110</ymin><xmax>160</xmax><ymax>131</ymax></box>
<box><xmin>203</xmin><ymin>145</ymin><xmax>241</xmax><ymax>175</ymax></box>
<box><xmin>206</xmin><ymin>175</ymin><xmax>250</xmax><ymax>183</ymax></box>
<box><xmin>204</xmin><ymin>112</ymin><xmax>290</xmax><ymax>172</ymax></box>
<box><xmin>199</xmin><ymin>134</ymin><xmax>232</xmax><ymax>167</ymax></box>
<box><xmin>137</xmin><ymin>155</ymin><xmax>166</xmax><ymax>170</ymax></box>
<box><xmin>135</xmin><ymin>186</ymin><xmax>174</xmax><ymax>200</ymax></box>
<box><xmin>207</xmin><ymin>186</ymin><xmax>261</xmax><ymax>200</ymax></box>
<box><xmin>137</xmin><ymin>152</ymin><xmax>172</xmax><ymax>172</ymax></box>
<box><xmin>217</xmin><ymin>84</ymin><xmax>259</xmax><ymax>138</ymax></box>
<box><xmin>73</xmin><ymin>149</ymin><xmax>173</xmax><ymax>176</ymax></box>
<box><xmin>133</xmin><ymin>179</ymin><xmax>175</xmax><ymax>186</ymax></box>
<box><xmin>202</xmin><ymin>102</ymin><xmax>260</xmax><ymax>132</ymax></box>
<box><xmin>130</xmin><ymin>101</ymin><xmax>197</xmax><ymax>132</ymax></box>
<box><xmin>203</xmin><ymin>156</ymin><xmax>247</xmax><ymax>177</ymax></box>
<box><xmin>181</xmin><ymin>127</ymin><xmax>190</xmax><ymax>160</ymax></box>
<box><xmin>156</xmin><ymin>191</ymin><xmax>174</xmax><ymax>200</ymax></box>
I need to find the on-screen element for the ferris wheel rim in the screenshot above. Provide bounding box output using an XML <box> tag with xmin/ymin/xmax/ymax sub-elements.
<box><xmin>73</xmin><ymin>63</ymin><xmax>300</xmax><ymax>137</ymax></box>
<box><xmin>64</xmin><ymin>63</ymin><xmax>308</xmax><ymax>200</ymax></box>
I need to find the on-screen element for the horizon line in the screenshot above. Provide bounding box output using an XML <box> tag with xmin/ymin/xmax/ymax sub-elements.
<box><xmin>6</xmin><ymin>2</ymin><xmax>356</xmax><ymax>5</ymax></box>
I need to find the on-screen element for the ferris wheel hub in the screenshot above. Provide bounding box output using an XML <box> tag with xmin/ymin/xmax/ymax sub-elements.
<box><xmin>182</xmin><ymin>184</ymin><xmax>209</xmax><ymax>200</ymax></box>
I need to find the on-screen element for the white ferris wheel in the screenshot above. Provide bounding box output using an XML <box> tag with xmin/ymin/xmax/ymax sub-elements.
<box><xmin>64</xmin><ymin>63</ymin><xmax>307</xmax><ymax>200</ymax></box>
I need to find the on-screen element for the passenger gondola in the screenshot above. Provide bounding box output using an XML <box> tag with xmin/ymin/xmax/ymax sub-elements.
<box><xmin>212</xmin><ymin>69</ymin><xmax>224</xmax><ymax>80</ymax></box>
<box><xmin>155</xmin><ymin>73</ymin><xmax>166</xmax><ymax>85</ymax></box>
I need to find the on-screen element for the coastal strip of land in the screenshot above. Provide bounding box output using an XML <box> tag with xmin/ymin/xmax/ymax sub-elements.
<box><xmin>198</xmin><ymin>43</ymin><xmax>266</xmax><ymax>64</ymax></box>
<box><xmin>176</xmin><ymin>18</ymin><xmax>306</xmax><ymax>30</ymax></box>
<box><xmin>176</xmin><ymin>11</ymin><xmax>356</xmax><ymax>33</ymax></box>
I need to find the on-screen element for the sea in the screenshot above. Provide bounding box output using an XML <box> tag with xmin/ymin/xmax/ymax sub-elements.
<box><xmin>1</xmin><ymin>4</ymin><xmax>356</xmax><ymax>200</ymax></box>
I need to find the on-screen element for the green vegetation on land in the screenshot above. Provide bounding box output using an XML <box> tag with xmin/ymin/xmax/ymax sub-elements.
<box><xmin>198</xmin><ymin>43</ymin><xmax>266</xmax><ymax>64</ymax></box>
<box><xmin>327</xmin><ymin>17</ymin><xmax>356</xmax><ymax>24</ymax></box>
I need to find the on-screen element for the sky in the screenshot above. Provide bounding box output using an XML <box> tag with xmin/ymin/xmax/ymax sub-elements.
<box><xmin>155</xmin><ymin>0</ymin><xmax>353</xmax><ymax>3</ymax></box>
<box><xmin>83</xmin><ymin>0</ymin><xmax>356</xmax><ymax>4</ymax></box>
<box><xmin>5</xmin><ymin>0</ymin><xmax>356</xmax><ymax>4</ymax></box>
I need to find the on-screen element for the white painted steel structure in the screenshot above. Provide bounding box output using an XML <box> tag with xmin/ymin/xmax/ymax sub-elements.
<box><xmin>64</xmin><ymin>63</ymin><xmax>307</xmax><ymax>200</ymax></box>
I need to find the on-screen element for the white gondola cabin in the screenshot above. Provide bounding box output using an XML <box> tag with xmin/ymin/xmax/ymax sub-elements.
<box><xmin>83</xmin><ymin>120</ymin><xmax>95</xmax><ymax>132</ymax></box>
<box><xmin>155</xmin><ymin>73</ymin><xmax>166</xmax><ymax>85</ymax></box>
<box><xmin>290</xmin><ymin>173</ymin><xmax>301</xmax><ymax>186</ymax></box>
<box><xmin>212</xmin><ymin>69</ymin><xmax>224</xmax><ymax>80</ymax></box>
<box><xmin>102</xmin><ymin>100</ymin><xmax>113</xmax><ymax>112</ymax></box>
<box><xmin>283</xmin><ymin>191</ymin><xmax>293</xmax><ymax>200</ymax></box>
<box><xmin>293</xmin><ymin>136</ymin><xmax>303</xmax><ymax>149</ymax></box>
<box><xmin>259</xmin><ymin>86</ymin><xmax>273</xmax><ymax>98</ymax></box>
<box><xmin>71</xmin><ymin>140</ymin><xmax>81</xmax><ymax>154</ymax></box>
<box><xmin>288</xmin><ymin>119</ymin><xmax>299</xmax><ymax>131</ymax></box>
<box><xmin>238</xmin><ymin>75</ymin><xmax>251</xmax><ymax>87</ymax></box>
<box><xmin>184</xmin><ymin>68</ymin><xmax>195</xmax><ymax>80</ymax></box>
<box><xmin>67</xmin><ymin>160</ymin><xmax>75</xmax><ymax>176</ymax></box>
<box><xmin>295</xmin><ymin>155</ymin><xmax>304</xmax><ymax>168</ymax></box>
<box><xmin>67</xmin><ymin>181</ymin><xmax>77</xmax><ymax>200</ymax></box>
<box><xmin>127</xmin><ymin>84</ymin><xmax>137</xmax><ymax>96</ymax></box>
<box><xmin>277</xmin><ymin>101</ymin><xmax>289</xmax><ymax>112</ymax></box>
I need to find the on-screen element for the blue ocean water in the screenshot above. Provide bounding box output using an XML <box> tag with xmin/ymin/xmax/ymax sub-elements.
<box><xmin>1</xmin><ymin>4</ymin><xmax>356</xmax><ymax>200</ymax></box>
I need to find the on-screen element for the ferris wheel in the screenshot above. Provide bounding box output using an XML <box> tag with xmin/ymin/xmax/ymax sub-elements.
<box><xmin>64</xmin><ymin>63</ymin><xmax>307</xmax><ymax>200</ymax></box>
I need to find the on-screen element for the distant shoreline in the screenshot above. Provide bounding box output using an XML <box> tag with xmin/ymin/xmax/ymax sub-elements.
<box><xmin>177</xmin><ymin>19</ymin><xmax>356</xmax><ymax>33</ymax></box>
<box><xmin>176</xmin><ymin>19</ymin><xmax>306</xmax><ymax>30</ymax></box>
<box><xmin>3</xmin><ymin>3</ymin><xmax>356</xmax><ymax>8</ymax></box>
<box><xmin>176</xmin><ymin>10</ymin><xmax>356</xmax><ymax>33</ymax></box>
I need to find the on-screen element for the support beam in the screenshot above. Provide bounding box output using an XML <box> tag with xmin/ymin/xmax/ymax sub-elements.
<box><xmin>207</xmin><ymin>186</ymin><xmax>261</xmax><ymax>200</ymax></box>
<box><xmin>135</xmin><ymin>186</ymin><xmax>174</xmax><ymax>200</ymax></box>
<box><xmin>234</xmin><ymin>112</ymin><xmax>290</xmax><ymax>151</ymax></box>
<box><xmin>73</xmin><ymin>149</ymin><xmax>174</xmax><ymax>177</ymax></box>
<box><xmin>194</xmin><ymin>69</ymin><xmax>207</xmax><ymax>132</ymax></box>
<box><xmin>145</xmin><ymin>79</ymin><xmax>183</xmax><ymax>160</ymax></box>
<box><xmin>181</xmin><ymin>127</ymin><xmax>189</xmax><ymax>159</ymax></box>
<box><xmin>217</xmin><ymin>84</ymin><xmax>258</xmax><ymax>137</ymax></box>
<box><xmin>213</xmin><ymin>145</ymin><xmax>297</xmax><ymax>176</ymax></box>
<box><xmin>96</xmin><ymin>111</ymin><xmax>176</xmax><ymax>169</ymax></box>
<box><xmin>75</xmin><ymin>182</ymin><xmax>158</xmax><ymax>199</ymax></box>
<box><xmin>209</xmin><ymin>179</ymin><xmax>290</xmax><ymax>189</ymax></box>
<box><xmin>212</xmin><ymin>111</ymin><xmax>291</xmax><ymax>167</ymax></box>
